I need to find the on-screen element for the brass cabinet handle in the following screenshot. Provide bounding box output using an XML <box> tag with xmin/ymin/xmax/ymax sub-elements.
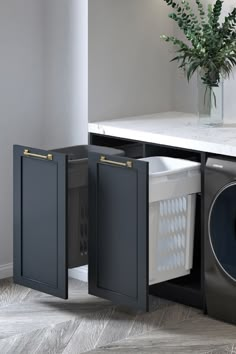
<box><xmin>24</xmin><ymin>149</ymin><xmax>53</xmax><ymax>161</ymax></box>
<box><xmin>100</xmin><ymin>155</ymin><xmax>132</xmax><ymax>168</ymax></box>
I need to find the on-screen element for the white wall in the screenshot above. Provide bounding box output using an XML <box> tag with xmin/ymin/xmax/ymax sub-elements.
<box><xmin>42</xmin><ymin>0</ymin><xmax>88</xmax><ymax>149</ymax></box>
<box><xmin>0</xmin><ymin>0</ymin><xmax>88</xmax><ymax>278</ymax></box>
<box><xmin>89</xmin><ymin>0</ymin><xmax>236</xmax><ymax>121</ymax></box>
<box><xmin>220</xmin><ymin>0</ymin><xmax>236</xmax><ymax>119</ymax></box>
<box><xmin>89</xmin><ymin>0</ymin><xmax>175</xmax><ymax>122</ymax></box>
<box><xmin>171</xmin><ymin>25</ymin><xmax>198</xmax><ymax>114</ymax></box>
<box><xmin>0</xmin><ymin>0</ymin><xmax>44</xmax><ymax>277</ymax></box>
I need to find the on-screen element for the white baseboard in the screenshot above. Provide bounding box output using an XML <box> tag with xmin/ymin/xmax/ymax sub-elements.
<box><xmin>69</xmin><ymin>265</ymin><xmax>88</xmax><ymax>283</ymax></box>
<box><xmin>0</xmin><ymin>263</ymin><xmax>13</xmax><ymax>280</ymax></box>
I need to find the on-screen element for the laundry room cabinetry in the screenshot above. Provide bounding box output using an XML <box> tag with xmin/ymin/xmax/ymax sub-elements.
<box><xmin>14</xmin><ymin>113</ymin><xmax>236</xmax><ymax>321</ymax></box>
<box><xmin>13</xmin><ymin>144</ymin><xmax>124</xmax><ymax>300</ymax></box>
<box><xmin>88</xmin><ymin>113</ymin><xmax>236</xmax><ymax>321</ymax></box>
<box><xmin>13</xmin><ymin>134</ymin><xmax>204</xmax><ymax>311</ymax></box>
<box><xmin>89</xmin><ymin>134</ymin><xmax>204</xmax><ymax>311</ymax></box>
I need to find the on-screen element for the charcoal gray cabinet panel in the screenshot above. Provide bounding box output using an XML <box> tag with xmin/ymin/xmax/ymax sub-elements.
<box><xmin>13</xmin><ymin>145</ymin><xmax>68</xmax><ymax>299</ymax></box>
<box><xmin>88</xmin><ymin>153</ymin><xmax>149</xmax><ymax>311</ymax></box>
<box><xmin>13</xmin><ymin>137</ymin><xmax>204</xmax><ymax>312</ymax></box>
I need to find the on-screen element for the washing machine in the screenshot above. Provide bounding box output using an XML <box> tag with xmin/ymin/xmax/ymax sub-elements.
<box><xmin>205</xmin><ymin>157</ymin><xmax>236</xmax><ymax>324</ymax></box>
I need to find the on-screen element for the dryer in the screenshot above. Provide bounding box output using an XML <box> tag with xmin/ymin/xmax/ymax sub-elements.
<box><xmin>205</xmin><ymin>157</ymin><xmax>236</xmax><ymax>324</ymax></box>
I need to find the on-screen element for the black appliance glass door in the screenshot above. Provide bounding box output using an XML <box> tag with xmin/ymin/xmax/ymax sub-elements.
<box><xmin>209</xmin><ymin>182</ymin><xmax>236</xmax><ymax>281</ymax></box>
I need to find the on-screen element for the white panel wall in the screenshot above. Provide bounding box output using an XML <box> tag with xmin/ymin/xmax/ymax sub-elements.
<box><xmin>0</xmin><ymin>0</ymin><xmax>88</xmax><ymax>277</ymax></box>
<box><xmin>89</xmin><ymin>0</ymin><xmax>175</xmax><ymax>122</ymax></box>
<box><xmin>0</xmin><ymin>0</ymin><xmax>44</xmax><ymax>277</ymax></box>
<box><xmin>42</xmin><ymin>0</ymin><xmax>88</xmax><ymax>149</ymax></box>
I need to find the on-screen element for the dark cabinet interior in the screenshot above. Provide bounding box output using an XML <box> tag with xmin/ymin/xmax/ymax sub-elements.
<box><xmin>13</xmin><ymin>135</ymin><xmax>205</xmax><ymax>311</ymax></box>
<box><xmin>53</xmin><ymin>145</ymin><xmax>124</xmax><ymax>268</ymax></box>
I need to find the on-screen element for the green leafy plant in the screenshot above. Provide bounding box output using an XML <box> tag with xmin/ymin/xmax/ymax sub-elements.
<box><xmin>161</xmin><ymin>0</ymin><xmax>236</xmax><ymax>103</ymax></box>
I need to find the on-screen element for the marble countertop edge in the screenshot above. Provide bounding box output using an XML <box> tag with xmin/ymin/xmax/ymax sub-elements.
<box><xmin>88</xmin><ymin>112</ymin><xmax>236</xmax><ymax>157</ymax></box>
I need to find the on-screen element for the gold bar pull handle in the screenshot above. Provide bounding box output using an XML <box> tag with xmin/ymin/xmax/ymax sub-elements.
<box><xmin>24</xmin><ymin>149</ymin><xmax>53</xmax><ymax>161</ymax></box>
<box><xmin>100</xmin><ymin>156</ymin><xmax>132</xmax><ymax>168</ymax></box>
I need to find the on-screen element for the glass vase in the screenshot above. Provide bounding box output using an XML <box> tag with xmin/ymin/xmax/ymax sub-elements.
<box><xmin>198</xmin><ymin>73</ymin><xmax>224</xmax><ymax>127</ymax></box>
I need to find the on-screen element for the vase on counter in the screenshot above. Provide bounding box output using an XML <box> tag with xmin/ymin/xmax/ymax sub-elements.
<box><xmin>197</xmin><ymin>71</ymin><xmax>224</xmax><ymax>127</ymax></box>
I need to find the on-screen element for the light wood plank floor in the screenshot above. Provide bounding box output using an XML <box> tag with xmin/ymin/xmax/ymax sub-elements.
<box><xmin>0</xmin><ymin>278</ymin><xmax>235</xmax><ymax>354</ymax></box>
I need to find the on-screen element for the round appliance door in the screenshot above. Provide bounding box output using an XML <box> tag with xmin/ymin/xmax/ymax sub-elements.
<box><xmin>209</xmin><ymin>182</ymin><xmax>236</xmax><ymax>282</ymax></box>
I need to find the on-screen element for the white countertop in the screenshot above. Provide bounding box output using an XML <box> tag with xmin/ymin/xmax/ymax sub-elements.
<box><xmin>88</xmin><ymin>112</ymin><xmax>236</xmax><ymax>157</ymax></box>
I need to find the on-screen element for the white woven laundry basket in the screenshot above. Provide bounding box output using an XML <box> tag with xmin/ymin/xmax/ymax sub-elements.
<box><xmin>139</xmin><ymin>157</ymin><xmax>201</xmax><ymax>285</ymax></box>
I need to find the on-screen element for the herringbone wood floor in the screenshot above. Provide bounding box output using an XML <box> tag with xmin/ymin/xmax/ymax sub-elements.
<box><xmin>0</xmin><ymin>278</ymin><xmax>236</xmax><ymax>354</ymax></box>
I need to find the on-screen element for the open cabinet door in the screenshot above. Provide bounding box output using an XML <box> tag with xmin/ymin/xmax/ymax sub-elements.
<box><xmin>13</xmin><ymin>145</ymin><xmax>68</xmax><ymax>299</ymax></box>
<box><xmin>88</xmin><ymin>152</ymin><xmax>149</xmax><ymax>311</ymax></box>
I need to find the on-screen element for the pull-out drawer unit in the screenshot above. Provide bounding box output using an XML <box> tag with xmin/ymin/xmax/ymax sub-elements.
<box><xmin>14</xmin><ymin>144</ymin><xmax>201</xmax><ymax>311</ymax></box>
<box><xmin>89</xmin><ymin>153</ymin><xmax>201</xmax><ymax>311</ymax></box>
<box><xmin>13</xmin><ymin>145</ymin><xmax>123</xmax><ymax>299</ymax></box>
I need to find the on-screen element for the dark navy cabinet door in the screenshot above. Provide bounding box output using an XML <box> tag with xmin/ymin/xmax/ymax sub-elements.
<box><xmin>88</xmin><ymin>153</ymin><xmax>149</xmax><ymax>311</ymax></box>
<box><xmin>13</xmin><ymin>145</ymin><xmax>68</xmax><ymax>299</ymax></box>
